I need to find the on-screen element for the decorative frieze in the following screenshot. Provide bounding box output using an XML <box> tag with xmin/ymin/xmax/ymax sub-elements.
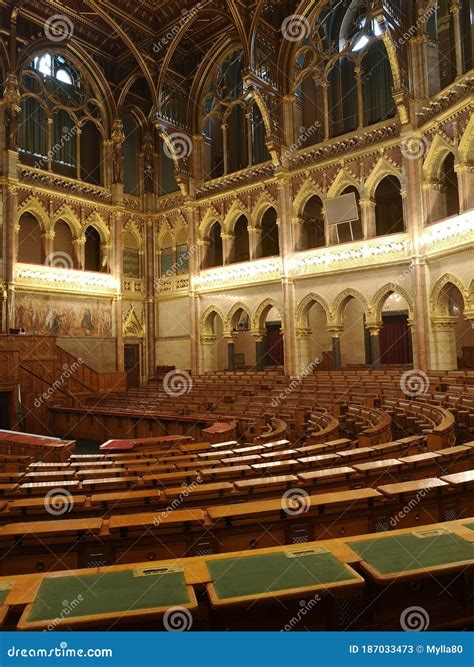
<box><xmin>14</xmin><ymin>263</ymin><xmax>119</xmax><ymax>295</ymax></box>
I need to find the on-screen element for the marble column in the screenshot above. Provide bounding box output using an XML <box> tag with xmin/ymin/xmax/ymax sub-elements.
<box><xmin>456</xmin><ymin>165</ymin><xmax>474</xmax><ymax>213</ymax></box>
<box><xmin>367</xmin><ymin>325</ymin><xmax>382</xmax><ymax>370</ymax></box>
<box><xmin>359</xmin><ymin>198</ymin><xmax>376</xmax><ymax>239</ymax></box>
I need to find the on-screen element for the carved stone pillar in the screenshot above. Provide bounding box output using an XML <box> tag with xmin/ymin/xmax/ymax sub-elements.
<box><xmin>366</xmin><ymin>324</ymin><xmax>382</xmax><ymax>370</ymax></box>
<box><xmin>431</xmin><ymin>317</ymin><xmax>459</xmax><ymax>370</ymax></box>
<box><xmin>355</xmin><ymin>65</ymin><xmax>364</xmax><ymax>129</ymax></box>
<box><xmin>327</xmin><ymin>326</ymin><xmax>343</xmax><ymax>370</ymax></box>
<box><xmin>221</xmin><ymin>233</ymin><xmax>234</xmax><ymax>265</ymax></box>
<box><xmin>225</xmin><ymin>334</ymin><xmax>236</xmax><ymax>371</ymax></box>
<box><xmin>198</xmin><ymin>240</ymin><xmax>210</xmax><ymax>270</ymax></box>
<box><xmin>192</xmin><ymin>135</ymin><xmax>203</xmax><ymax>184</ymax></box>
<box><xmin>73</xmin><ymin>238</ymin><xmax>85</xmax><ymax>270</ymax></box>
<box><xmin>292</xmin><ymin>216</ymin><xmax>305</xmax><ymax>252</ymax></box>
<box><xmin>221</xmin><ymin>124</ymin><xmax>228</xmax><ymax>175</ymax></box>
<box><xmin>252</xmin><ymin>332</ymin><xmax>265</xmax><ymax>372</ymax></box>
<box><xmin>114</xmin><ymin>212</ymin><xmax>124</xmax><ymax>373</ymax></box>
<box><xmin>145</xmin><ymin>219</ymin><xmax>156</xmax><ymax>380</ymax></box>
<box><xmin>5</xmin><ymin>185</ymin><xmax>18</xmax><ymax>331</ymax></box>
<box><xmin>295</xmin><ymin>328</ymin><xmax>312</xmax><ymax>375</ymax></box>
<box><xmin>248</xmin><ymin>226</ymin><xmax>262</xmax><ymax>260</ymax></box>
<box><xmin>456</xmin><ymin>164</ymin><xmax>474</xmax><ymax>212</ymax></box>
<box><xmin>360</xmin><ymin>197</ymin><xmax>376</xmax><ymax>239</ymax></box>
<box><xmin>423</xmin><ymin>181</ymin><xmax>445</xmax><ymax>224</ymax></box>
<box><xmin>201</xmin><ymin>335</ymin><xmax>217</xmax><ymax>373</ymax></box>
<box><xmin>450</xmin><ymin>0</ymin><xmax>464</xmax><ymax>76</ymax></box>
<box><xmin>277</xmin><ymin>176</ymin><xmax>297</xmax><ymax>377</ymax></box>
<box><xmin>42</xmin><ymin>231</ymin><xmax>54</xmax><ymax>264</ymax></box>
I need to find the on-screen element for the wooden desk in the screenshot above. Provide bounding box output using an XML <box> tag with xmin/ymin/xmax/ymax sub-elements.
<box><xmin>109</xmin><ymin>509</ymin><xmax>206</xmax><ymax>533</ymax></box>
<box><xmin>251</xmin><ymin>459</ymin><xmax>299</xmax><ymax>473</ymax></box>
<box><xmin>0</xmin><ymin>517</ymin><xmax>102</xmax><ymax>540</ymax></box>
<box><xmin>235</xmin><ymin>475</ymin><xmax>298</xmax><ymax>492</ymax></box>
<box><xmin>353</xmin><ymin>459</ymin><xmax>404</xmax><ymax>473</ymax></box>
<box><xmin>164</xmin><ymin>482</ymin><xmax>233</xmax><ymax>499</ymax></box>
<box><xmin>298</xmin><ymin>466</ymin><xmax>354</xmax><ymax>483</ymax></box>
<box><xmin>201</xmin><ymin>465</ymin><xmax>251</xmax><ymax>480</ymax></box>
<box><xmin>19</xmin><ymin>480</ymin><xmax>79</xmax><ymax>495</ymax></box>
<box><xmin>17</xmin><ymin>566</ymin><xmax>197</xmax><ymax>630</ymax></box>
<box><xmin>441</xmin><ymin>470</ymin><xmax>474</xmax><ymax>488</ymax></box>
<box><xmin>377</xmin><ymin>478</ymin><xmax>448</xmax><ymax>498</ymax></box>
<box><xmin>90</xmin><ymin>489</ymin><xmax>161</xmax><ymax>508</ymax></box>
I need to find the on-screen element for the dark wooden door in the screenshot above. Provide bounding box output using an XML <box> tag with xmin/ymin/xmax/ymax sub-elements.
<box><xmin>124</xmin><ymin>344</ymin><xmax>140</xmax><ymax>388</ymax></box>
<box><xmin>264</xmin><ymin>325</ymin><xmax>284</xmax><ymax>366</ymax></box>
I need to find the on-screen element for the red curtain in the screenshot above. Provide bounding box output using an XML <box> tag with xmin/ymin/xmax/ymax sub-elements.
<box><xmin>380</xmin><ymin>315</ymin><xmax>412</xmax><ymax>365</ymax></box>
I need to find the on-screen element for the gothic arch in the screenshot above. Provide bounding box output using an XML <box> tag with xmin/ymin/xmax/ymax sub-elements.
<box><xmin>82</xmin><ymin>212</ymin><xmax>110</xmax><ymax>245</ymax></box>
<box><xmin>459</xmin><ymin>115</ymin><xmax>474</xmax><ymax>165</ymax></box>
<box><xmin>293</xmin><ymin>179</ymin><xmax>325</xmax><ymax>218</ymax></box>
<box><xmin>199</xmin><ymin>207</ymin><xmax>224</xmax><ymax>241</ymax></box>
<box><xmin>296</xmin><ymin>293</ymin><xmax>333</xmax><ymax>328</ymax></box>
<box><xmin>200</xmin><ymin>305</ymin><xmax>226</xmax><ymax>337</ymax></box>
<box><xmin>223</xmin><ymin>201</ymin><xmax>251</xmax><ymax>235</ymax></box>
<box><xmin>51</xmin><ymin>205</ymin><xmax>81</xmax><ymax>238</ymax></box>
<box><xmin>17</xmin><ymin>197</ymin><xmax>49</xmax><ymax>234</ymax></box>
<box><xmin>157</xmin><ymin>220</ymin><xmax>175</xmax><ymax>248</ymax></box>
<box><xmin>327</xmin><ymin>168</ymin><xmax>360</xmax><ymax>198</ymax></box>
<box><xmin>227</xmin><ymin>301</ymin><xmax>253</xmax><ymax>332</ymax></box>
<box><xmin>430</xmin><ymin>273</ymin><xmax>468</xmax><ymax>316</ymax></box>
<box><xmin>252</xmin><ymin>298</ymin><xmax>284</xmax><ymax>332</ymax></box>
<box><xmin>251</xmin><ymin>193</ymin><xmax>278</xmax><ymax>228</ymax></box>
<box><xmin>423</xmin><ymin>133</ymin><xmax>455</xmax><ymax>182</ymax></box>
<box><xmin>333</xmin><ymin>288</ymin><xmax>369</xmax><ymax>325</ymax></box>
<box><xmin>365</xmin><ymin>158</ymin><xmax>403</xmax><ymax>199</ymax></box>
<box><xmin>370</xmin><ymin>283</ymin><xmax>415</xmax><ymax>322</ymax></box>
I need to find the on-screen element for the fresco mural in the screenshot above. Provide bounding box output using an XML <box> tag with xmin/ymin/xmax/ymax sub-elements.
<box><xmin>15</xmin><ymin>293</ymin><xmax>113</xmax><ymax>337</ymax></box>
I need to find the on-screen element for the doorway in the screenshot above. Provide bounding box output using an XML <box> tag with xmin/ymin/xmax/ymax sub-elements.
<box><xmin>380</xmin><ymin>314</ymin><xmax>413</xmax><ymax>365</ymax></box>
<box><xmin>0</xmin><ymin>393</ymin><xmax>12</xmax><ymax>429</ymax></box>
<box><xmin>124</xmin><ymin>344</ymin><xmax>140</xmax><ymax>388</ymax></box>
<box><xmin>264</xmin><ymin>323</ymin><xmax>284</xmax><ymax>367</ymax></box>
